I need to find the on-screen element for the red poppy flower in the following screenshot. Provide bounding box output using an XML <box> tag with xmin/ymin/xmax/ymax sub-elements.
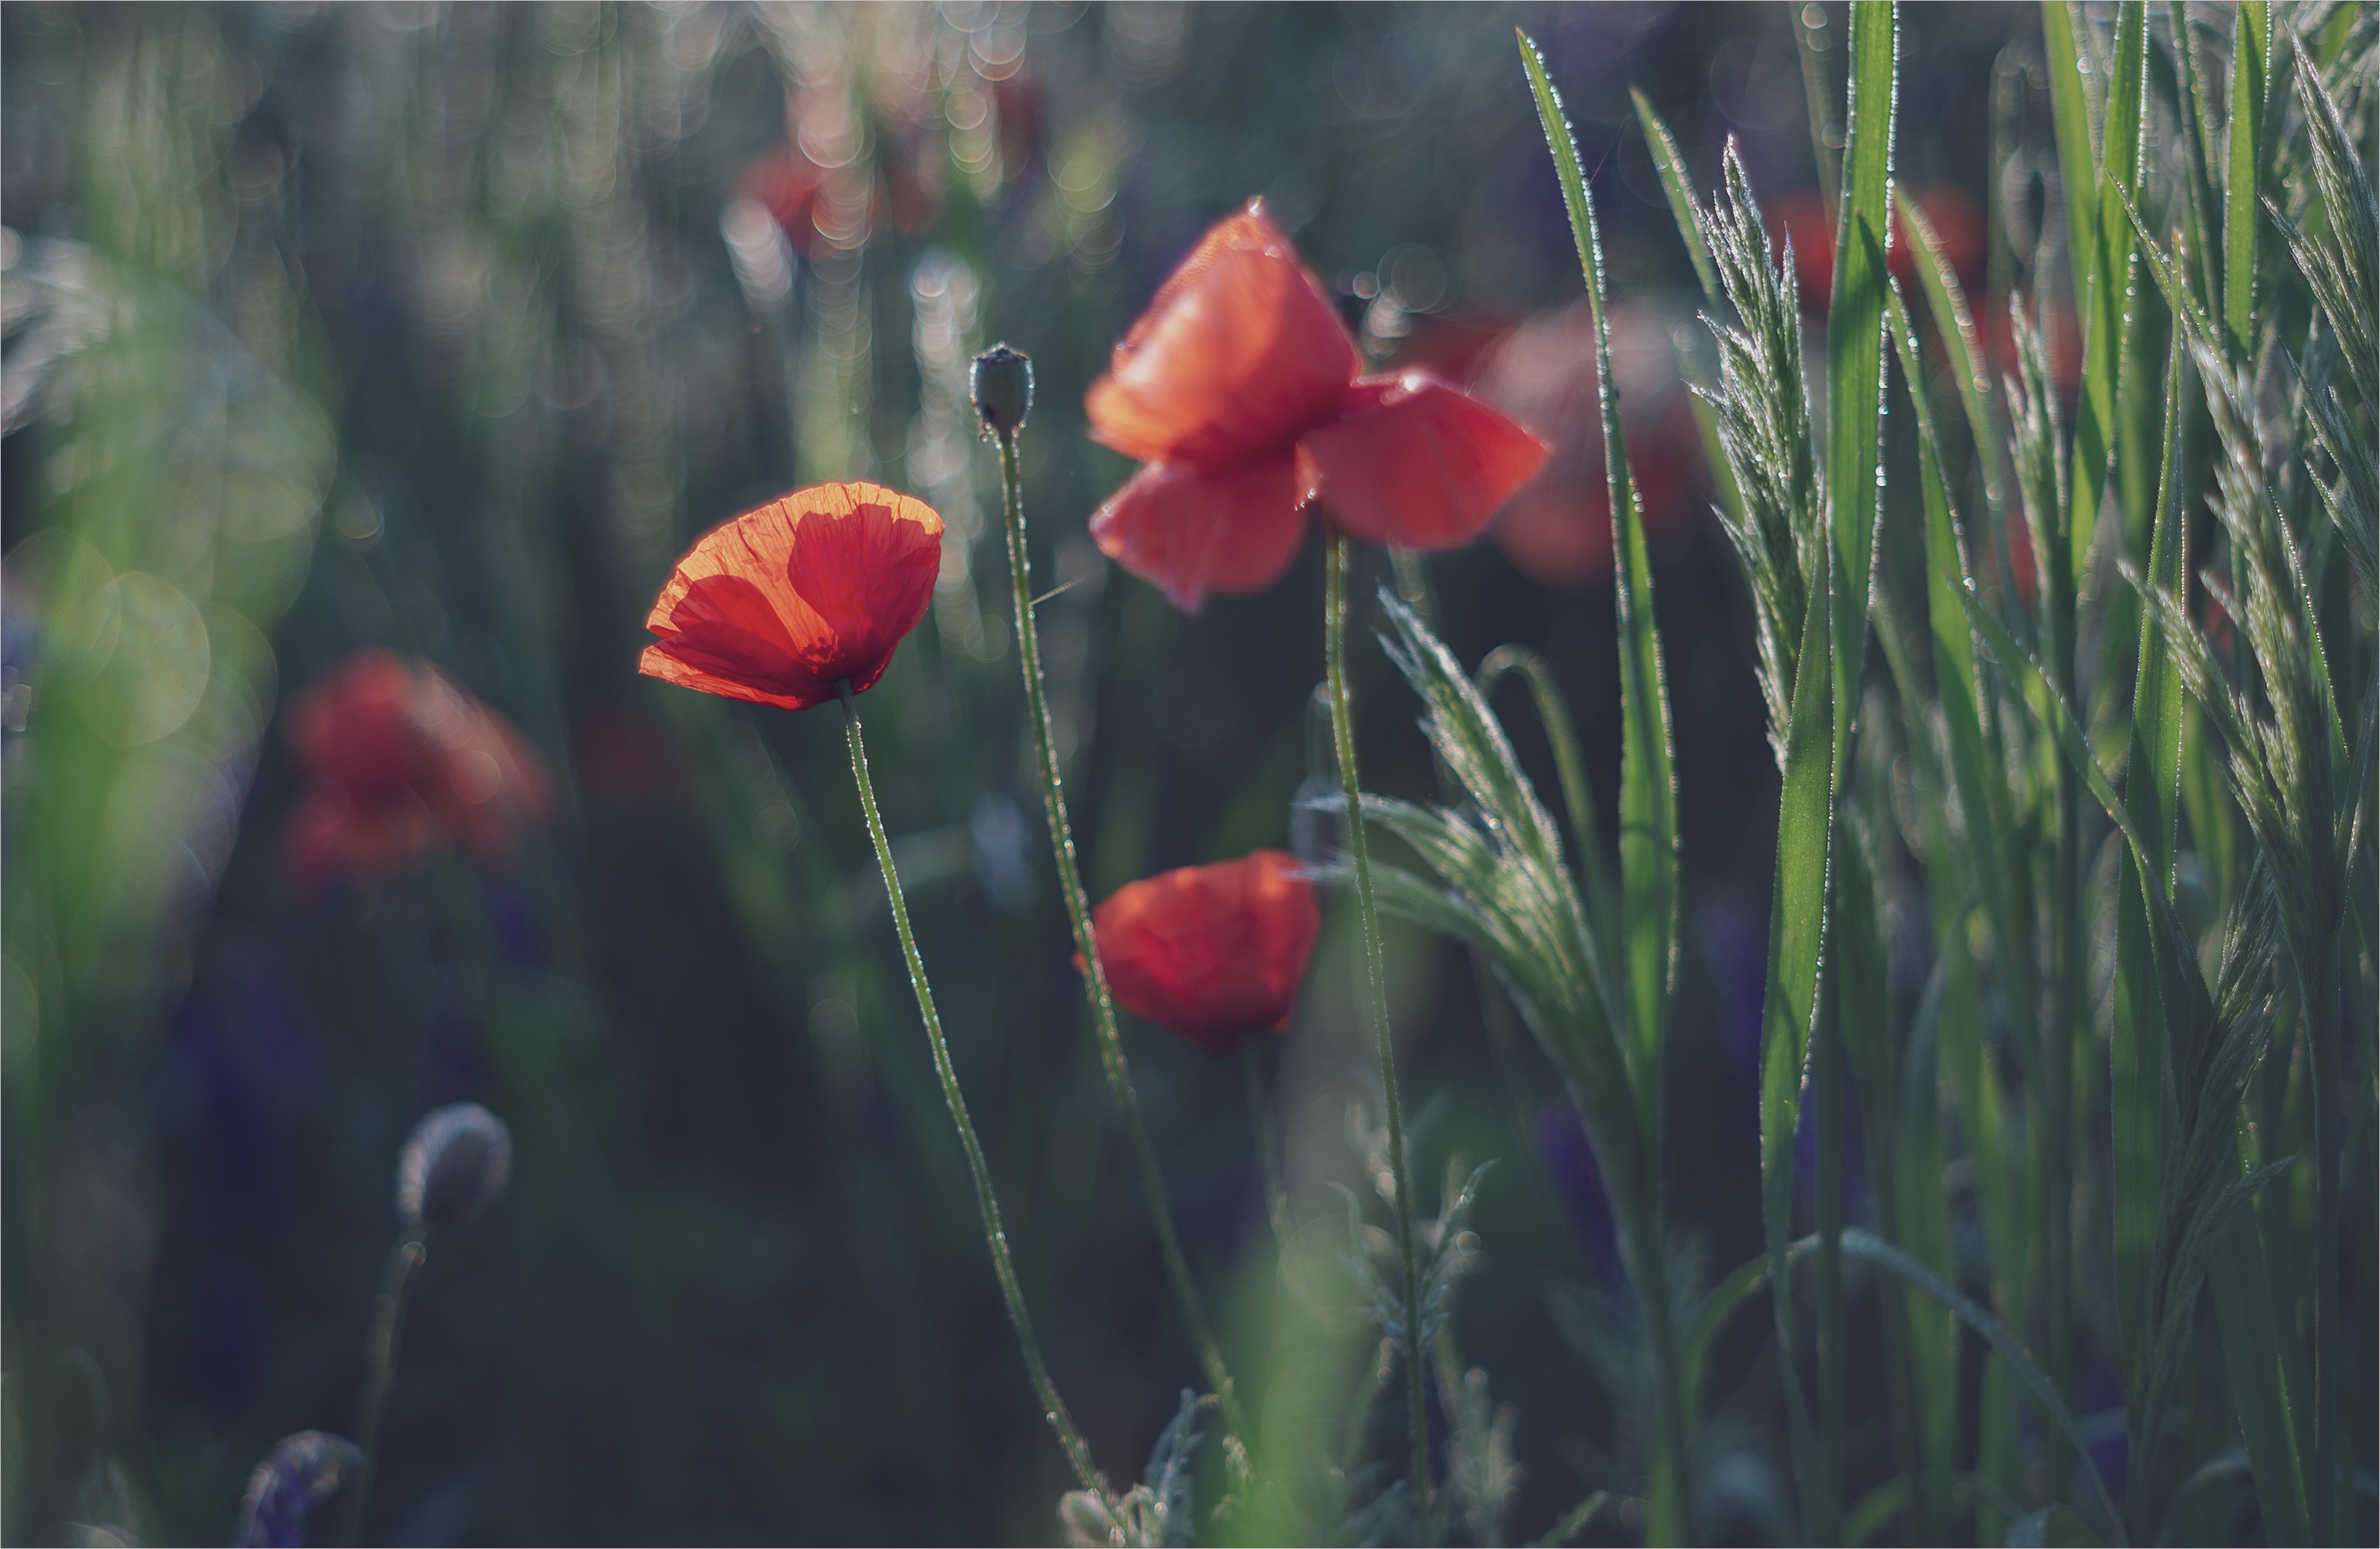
<box><xmin>283</xmin><ymin>650</ymin><xmax>550</xmax><ymax>894</ymax></box>
<box><xmin>1084</xmin><ymin>203</ymin><xmax>1548</xmax><ymax>612</ymax></box>
<box><xmin>1083</xmin><ymin>850</ymin><xmax>1321</xmax><ymax>1052</ymax></box>
<box><xmin>640</xmin><ymin>481</ymin><xmax>944</xmax><ymax>712</ymax></box>
<box><xmin>1471</xmin><ymin>298</ymin><xmax>1703</xmax><ymax>588</ymax></box>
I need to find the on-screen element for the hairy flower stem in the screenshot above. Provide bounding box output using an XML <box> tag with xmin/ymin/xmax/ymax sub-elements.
<box><xmin>989</xmin><ymin>432</ymin><xmax>1247</xmax><ymax>1441</ymax></box>
<box><xmin>339</xmin><ymin>1228</ymin><xmax>425</xmax><ymax>1547</ymax></box>
<box><xmin>1324</xmin><ymin>527</ymin><xmax>1431</xmax><ymax>1515</ymax></box>
<box><xmin>837</xmin><ymin>682</ymin><xmax>1106</xmax><ymax>1498</ymax></box>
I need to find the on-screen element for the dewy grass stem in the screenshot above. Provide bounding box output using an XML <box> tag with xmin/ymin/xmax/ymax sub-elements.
<box><xmin>339</xmin><ymin>1229</ymin><xmax>424</xmax><ymax>1547</ymax></box>
<box><xmin>1324</xmin><ymin>527</ymin><xmax>1431</xmax><ymax>1514</ymax></box>
<box><xmin>836</xmin><ymin>681</ymin><xmax>1106</xmax><ymax>1499</ymax></box>
<box><xmin>987</xmin><ymin>427</ymin><xmax>1247</xmax><ymax>1442</ymax></box>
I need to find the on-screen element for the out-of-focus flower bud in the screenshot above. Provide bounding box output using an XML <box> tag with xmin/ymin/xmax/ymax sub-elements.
<box><xmin>971</xmin><ymin>343</ymin><xmax>1033</xmax><ymax>439</ymax></box>
<box><xmin>396</xmin><ymin>1102</ymin><xmax>512</xmax><ymax>1231</ymax></box>
<box><xmin>1056</xmin><ymin>1489</ymin><xmax>1120</xmax><ymax>1547</ymax></box>
<box><xmin>234</xmin><ymin>1431</ymin><xmax>363</xmax><ymax>1548</ymax></box>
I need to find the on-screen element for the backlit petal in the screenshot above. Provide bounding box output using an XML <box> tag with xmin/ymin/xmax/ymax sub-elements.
<box><xmin>1086</xmin><ymin>202</ymin><xmax>1359</xmax><ymax>466</ymax></box>
<box><xmin>1301</xmin><ymin>371</ymin><xmax>1549</xmax><ymax>550</ymax></box>
<box><xmin>642</xmin><ymin>481</ymin><xmax>944</xmax><ymax>710</ymax></box>
<box><xmin>1086</xmin><ymin>454</ymin><xmax>1311</xmax><ymax>615</ymax></box>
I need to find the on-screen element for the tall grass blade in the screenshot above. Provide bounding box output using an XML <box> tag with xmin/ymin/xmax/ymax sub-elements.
<box><xmin>2226</xmin><ymin>4</ymin><xmax>2271</xmax><ymax>358</ymax></box>
<box><xmin>1632</xmin><ymin>89</ymin><xmax>1721</xmax><ymax>307</ymax></box>
<box><xmin>1837</xmin><ymin>1228</ymin><xmax>2125</xmax><ymax>1544</ymax></box>
<box><xmin>1898</xmin><ymin>190</ymin><xmax>2009</xmax><ymax>541</ymax></box>
<box><xmin>1518</xmin><ymin>39</ymin><xmax>1688</xmax><ymax>1536</ymax></box>
<box><xmin>1522</xmin><ymin>33</ymin><xmax>1679</xmax><ymax>1099</ymax></box>
<box><xmin>2114</xmin><ymin>337</ymin><xmax>2188</xmax><ymax>1401</ymax></box>
<box><xmin>1813</xmin><ymin>13</ymin><xmax>1896</xmax><ymax>1530</ymax></box>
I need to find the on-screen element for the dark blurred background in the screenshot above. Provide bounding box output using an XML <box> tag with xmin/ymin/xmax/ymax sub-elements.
<box><xmin>2</xmin><ymin>4</ymin><xmax>2041</xmax><ymax>1542</ymax></box>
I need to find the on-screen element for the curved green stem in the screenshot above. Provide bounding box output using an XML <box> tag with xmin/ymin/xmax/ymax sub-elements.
<box><xmin>1324</xmin><ymin>527</ymin><xmax>1431</xmax><ymax>1514</ymax></box>
<box><xmin>837</xmin><ymin>682</ymin><xmax>1106</xmax><ymax>1497</ymax></box>
<box><xmin>990</xmin><ymin>431</ymin><xmax>1245</xmax><ymax>1440</ymax></box>
<box><xmin>340</xmin><ymin>1228</ymin><xmax>425</xmax><ymax>1547</ymax></box>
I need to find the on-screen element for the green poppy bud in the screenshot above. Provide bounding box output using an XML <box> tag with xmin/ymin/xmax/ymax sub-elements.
<box><xmin>970</xmin><ymin>343</ymin><xmax>1033</xmax><ymax>439</ymax></box>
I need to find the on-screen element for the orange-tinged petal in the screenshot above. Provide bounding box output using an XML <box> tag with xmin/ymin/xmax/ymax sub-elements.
<box><xmin>1301</xmin><ymin>371</ymin><xmax>1549</xmax><ymax>551</ymax></box>
<box><xmin>1087</xmin><ymin>851</ymin><xmax>1321</xmax><ymax>1052</ymax></box>
<box><xmin>1086</xmin><ymin>202</ymin><xmax>1359</xmax><ymax>466</ymax></box>
<box><xmin>1086</xmin><ymin>454</ymin><xmax>1312</xmax><ymax>615</ymax></box>
<box><xmin>642</xmin><ymin>481</ymin><xmax>944</xmax><ymax>711</ymax></box>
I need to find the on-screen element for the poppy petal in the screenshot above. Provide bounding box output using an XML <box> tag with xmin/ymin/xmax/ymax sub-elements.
<box><xmin>1086</xmin><ymin>202</ymin><xmax>1359</xmax><ymax>466</ymax></box>
<box><xmin>1087</xmin><ymin>453</ymin><xmax>1312</xmax><ymax>615</ymax></box>
<box><xmin>1088</xmin><ymin>851</ymin><xmax>1321</xmax><ymax>1052</ymax></box>
<box><xmin>642</xmin><ymin>481</ymin><xmax>945</xmax><ymax>711</ymax></box>
<box><xmin>1301</xmin><ymin>371</ymin><xmax>1549</xmax><ymax>550</ymax></box>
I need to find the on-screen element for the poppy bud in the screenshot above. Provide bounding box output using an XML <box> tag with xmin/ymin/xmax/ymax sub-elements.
<box><xmin>234</xmin><ymin>1431</ymin><xmax>363</xmax><ymax>1548</ymax></box>
<box><xmin>396</xmin><ymin>1102</ymin><xmax>512</xmax><ymax>1232</ymax></box>
<box><xmin>971</xmin><ymin>343</ymin><xmax>1033</xmax><ymax>439</ymax></box>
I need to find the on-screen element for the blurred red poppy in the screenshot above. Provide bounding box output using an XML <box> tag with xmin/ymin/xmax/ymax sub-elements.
<box><xmin>1085</xmin><ymin>203</ymin><xmax>1547</xmax><ymax>612</ymax></box>
<box><xmin>1084</xmin><ymin>850</ymin><xmax>1321</xmax><ymax>1053</ymax></box>
<box><xmin>1765</xmin><ymin>184</ymin><xmax>1984</xmax><ymax>316</ymax></box>
<box><xmin>1470</xmin><ymin>298</ymin><xmax>1703</xmax><ymax>588</ymax></box>
<box><xmin>283</xmin><ymin>650</ymin><xmax>550</xmax><ymax>894</ymax></box>
<box><xmin>640</xmin><ymin>481</ymin><xmax>944</xmax><ymax>712</ymax></box>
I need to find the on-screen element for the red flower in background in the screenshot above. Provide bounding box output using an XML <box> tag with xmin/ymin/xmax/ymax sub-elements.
<box><xmin>1468</xmin><ymin>299</ymin><xmax>1703</xmax><ymax>589</ymax></box>
<box><xmin>1085</xmin><ymin>203</ymin><xmax>1548</xmax><ymax>612</ymax></box>
<box><xmin>1765</xmin><ymin>184</ymin><xmax>1984</xmax><ymax>316</ymax></box>
<box><xmin>1085</xmin><ymin>850</ymin><xmax>1321</xmax><ymax>1052</ymax></box>
<box><xmin>283</xmin><ymin>651</ymin><xmax>550</xmax><ymax>895</ymax></box>
<box><xmin>640</xmin><ymin>481</ymin><xmax>944</xmax><ymax>711</ymax></box>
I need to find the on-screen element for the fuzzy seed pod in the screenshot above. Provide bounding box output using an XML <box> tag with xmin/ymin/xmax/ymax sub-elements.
<box><xmin>234</xmin><ymin>1431</ymin><xmax>362</xmax><ymax>1548</ymax></box>
<box><xmin>396</xmin><ymin>1102</ymin><xmax>512</xmax><ymax>1231</ymax></box>
<box><xmin>970</xmin><ymin>343</ymin><xmax>1033</xmax><ymax>439</ymax></box>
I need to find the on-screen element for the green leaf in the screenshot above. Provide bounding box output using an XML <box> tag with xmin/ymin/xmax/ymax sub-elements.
<box><xmin>1631</xmin><ymin>88</ymin><xmax>1720</xmax><ymax>307</ymax></box>
<box><xmin>1838</xmin><ymin>1228</ymin><xmax>2125</xmax><ymax>1543</ymax></box>
<box><xmin>2044</xmin><ymin>2</ymin><xmax>2104</xmax><ymax>329</ymax></box>
<box><xmin>1475</xmin><ymin>646</ymin><xmax>1615</xmax><ymax>950</ymax></box>
<box><xmin>1521</xmin><ymin>27</ymin><xmax>1680</xmax><ymax>1127</ymax></box>
<box><xmin>2225</xmin><ymin>2</ymin><xmax>2270</xmax><ymax>356</ymax></box>
<box><xmin>2113</xmin><ymin>335</ymin><xmax>2188</xmax><ymax>1397</ymax></box>
<box><xmin>2207</xmin><ymin>1185</ymin><xmax>2316</xmax><ymax>1546</ymax></box>
<box><xmin>1897</xmin><ymin>189</ymin><xmax>2007</xmax><ymax>538</ymax></box>
<box><xmin>1825</xmin><ymin>1</ymin><xmax>1898</xmax><ymax>785</ymax></box>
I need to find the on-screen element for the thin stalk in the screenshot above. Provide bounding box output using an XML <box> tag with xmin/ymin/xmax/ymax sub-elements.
<box><xmin>339</xmin><ymin>1227</ymin><xmax>425</xmax><ymax>1547</ymax></box>
<box><xmin>990</xmin><ymin>431</ymin><xmax>1246</xmax><ymax>1439</ymax></box>
<box><xmin>837</xmin><ymin>682</ymin><xmax>1106</xmax><ymax>1498</ymax></box>
<box><xmin>1240</xmin><ymin>1037</ymin><xmax>1295</xmax><ymax>1260</ymax></box>
<box><xmin>1324</xmin><ymin>527</ymin><xmax>1431</xmax><ymax>1514</ymax></box>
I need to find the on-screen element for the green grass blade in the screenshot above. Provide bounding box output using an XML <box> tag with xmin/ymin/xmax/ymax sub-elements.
<box><xmin>1826</xmin><ymin>0</ymin><xmax>1898</xmax><ymax>783</ymax></box>
<box><xmin>2225</xmin><ymin>3</ymin><xmax>2270</xmax><ymax>356</ymax></box>
<box><xmin>1898</xmin><ymin>189</ymin><xmax>2008</xmax><ymax>537</ymax></box>
<box><xmin>1760</xmin><ymin>546</ymin><xmax>1835</xmax><ymax>1528</ymax></box>
<box><xmin>2044</xmin><ymin>0</ymin><xmax>2105</xmax><ymax>330</ymax></box>
<box><xmin>1838</xmin><ymin>1228</ymin><xmax>2126</xmax><ymax>1543</ymax></box>
<box><xmin>1632</xmin><ymin>88</ymin><xmax>1721</xmax><ymax>307</ymax></box>
<box><xmin>2207</xmin><ymin>1198</ymin><xmax>2316</xmax><ymax>1545</ymax></box>
<box><xmin>1520</xmin><ymin>29</ymin><xmax>1680</xmax><ymax>1117</ymax></box>
<box><xmin>2114</xmin><ymin>336</ymin><xmax>2188</xmax><ymax>1405</ymax></box>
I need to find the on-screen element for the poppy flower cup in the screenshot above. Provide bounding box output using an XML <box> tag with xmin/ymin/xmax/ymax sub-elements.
<box><xmin>639</xmin><ymin>481</ymin><xmax>945</xmax><ymax>711</ymax></box>
<box><xmin>1086</xmin><ymin>851</ymin><xmax>1322</xmax><ymax>1054</ymax></box>
<box><xmin>1084</xmin><ymin>203</ymin><xmax>1550</xmax><ymax>612</ymax></box>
